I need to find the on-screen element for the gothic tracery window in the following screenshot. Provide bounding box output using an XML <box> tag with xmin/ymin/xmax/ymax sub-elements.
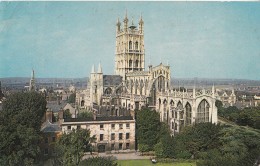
<box><xmin>104</xmin><ymin>87</ymin><xmax>112</xmax><ymax>95</ymax></box>
<box><xmin>177</xmin><ymin>101</ymin><xmax>183</xmax><ymax>110</ymax></box>
<box><xmin>185</xmin><ymin>103</ymin><xmax>192</xmax><ymax>125</ymax></box>
<box><xmin>197</xmin><ymin>99</ymin><xmax>210</xmax><ymax>123</ymax></box>
<box><xmin>157</xmin><ymin>76</ymin><xmax>165</xmax><ymax>92</ymax></box>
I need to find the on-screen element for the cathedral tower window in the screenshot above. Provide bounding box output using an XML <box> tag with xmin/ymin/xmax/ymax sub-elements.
<box><xmin>135</xmin><ymin>60</ymin><xmax>139</xmax><ymax>68</ymax></box>
<box><xmin>129</xmin><ymin>60</ymin><xmax>132</xmax><ymax>68</ymax></box>
<box><xmin>129</xmin><ymin>41</ymin><xmax>132</xmax><ymax>50</ymax></box>
<box><xmin>135</xmin><ymin>41</ymin><xmax>138</xmax><ymax>50</ymax></box>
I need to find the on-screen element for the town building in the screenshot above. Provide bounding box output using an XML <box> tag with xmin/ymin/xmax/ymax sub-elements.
<box><xmin>61</xmin><ymin>111</ymin><xmax>135</xmax><ymax>153</ymax></box>
<box><xmin>215</xmin><ymin>89</ymin><xmax>236</xmax><ymax>107</ymax></box>
<box><xmin>40</xmin><ymin>109</ymin><xmax>62</xmax><ymax>159</ymax></box>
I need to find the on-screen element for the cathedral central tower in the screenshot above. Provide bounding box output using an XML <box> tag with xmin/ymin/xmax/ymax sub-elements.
<box><xmin>115</xmin><ymin>12</ymin><xmax>145</xmax><ymax>80</ymax></box>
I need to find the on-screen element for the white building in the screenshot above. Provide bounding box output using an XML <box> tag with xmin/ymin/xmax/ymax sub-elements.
<box><xmin>61</xmin><ymin>116</ymin><xmax>135</xmax><ymax>153</ymax></box>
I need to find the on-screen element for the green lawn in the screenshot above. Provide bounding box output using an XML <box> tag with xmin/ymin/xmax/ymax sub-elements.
<box><xmin>117</xmin><ymin>159</ymin><xmax>196</xmax><ymax>166</ymax></box>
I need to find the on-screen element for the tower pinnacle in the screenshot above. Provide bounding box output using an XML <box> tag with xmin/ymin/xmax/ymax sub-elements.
<box><xmin>116</xmin><ymin>17</ymin><xmax>121</xmax><ymax>32</ymax></box>
<box><xmin>123</xmin><ymin>10</ymin><xmax>128</xmax><ymax>31</ymax></box>
<box><xmin>139</xmin><ymin>13</ymin><xmax>144</xmax><ymax>33</ymax></box>
<box><xmin>91</xmin><ymin>64</ymin><xmax>95</xmax><ymax>73</ymax></box>
<box><xmin>97</xmin><ymin>62</ymin><xmax>102</xmax><ymax>73</ymax></box>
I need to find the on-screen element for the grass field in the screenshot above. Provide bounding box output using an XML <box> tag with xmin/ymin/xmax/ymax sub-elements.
<box><xmin>117</xmin><ymin>159</ymin><xmax>196</xmax><ymax>166</ymax></box>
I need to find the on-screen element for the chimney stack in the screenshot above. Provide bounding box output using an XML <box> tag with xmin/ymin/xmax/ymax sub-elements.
<box><xmin>93</xmin><ymin>109</ymin><xmax>97</xmax><ymax>120</ymax></box>
<box><xmin>46</xmin><ymin>108</ymin><xmax>53</xmax><ymax>123</ymax></box>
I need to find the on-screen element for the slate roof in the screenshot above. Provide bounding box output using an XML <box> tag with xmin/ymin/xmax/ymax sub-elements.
<box><xmin>93</xmin><ymin>105</ymin><xmax>131</xmax><ymax>117</ymax></box>
<box><xmin>64</xmin><ymin>116</ymin><xmax>134</xmax><ymax>122</ymax></box>
<box><xmin>46</xmin><ymin>101</ymin><xmax>67</xmax><ymax>113</ymax></box>
<box><xmin>41</xmin><ymin>121</ymin><xmax>61</xmax><ymax>133</ymax></box>
<box><xmin>103</xmin><ymin>75</ymin><xmax>122</xmax><ymax>86</ymax></box>
<box><xmin>126</xmin><ymin>71</ymin><xmax>149</xmax><ymax>76</ymax></box>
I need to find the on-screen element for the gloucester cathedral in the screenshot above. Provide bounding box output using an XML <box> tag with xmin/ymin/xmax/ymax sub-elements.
<box><xmin>76</xmin><ymin>13</ymin><xmax>218</xmax><ymax>135</ymax></box>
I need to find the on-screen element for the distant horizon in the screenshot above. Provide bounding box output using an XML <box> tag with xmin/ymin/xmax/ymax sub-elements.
<box><xmin>1</xmin><ymin>76</ymin><xmax>260</xmax><ymax>81</ymax></box>
<box><xmin>1</xmin><ymin>2</ymin><xmax>260</xmax><ymax>79</ymax></box>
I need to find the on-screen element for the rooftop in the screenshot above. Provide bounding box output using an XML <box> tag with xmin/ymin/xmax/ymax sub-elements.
<box><xmin>41</xmin><ymin>121</ymin><xmax>61</xmax><ymax>133</ymax></box>
<box><xmin>103</xmin><ymin>75</ymin><xmax>122</xmax><ymax>86</ymax></box>
<box><xmin>46</xmin><ymin>101</ymin><xmax>67</xmax><ymax>113</ymax></box>
<box><xmin>64</xmin><ymin>116</ymin><xmax>134</xmax><ymax>122</ymax></box>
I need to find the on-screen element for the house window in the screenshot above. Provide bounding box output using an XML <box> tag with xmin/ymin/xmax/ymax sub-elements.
<box><xmin>111</xmin><ymin>124</ymin><xmax>115</xmax><ymax>129</ymax></box>
<box><xmin>126</xmin><ymin>123</ymin><xmax>130</xmax><ymax>128</ymax></box>
<box><xmin>119</xmin><ymin>143</ymin><xmax>123</xmax><ymax>150</ymax></box>
<box><xmin>45</xmin><ymin>137</ymin><xmax>48</xmax><ymax>144</ymax></box>
<box><xmin>111</xmin><ymin>144</ymin><xmax>115</xmax><ymax>151</ymax></box>
<box><xmin>100</xmin><ymin>134</ymin><xmax>104</xmax><ymax>141</ymax></box>
<box><xmin>67</xmin><ymin>126</ymin><xmax>71</xmax><ymax>130</ymax></box>
<box><xmin>126</xmin><ymin>133</ymin><xmax>130</xmax><ymax>139</ymax></box>
<box><xmin>119</xmin><ymin>133</ymin><xmax>123</xmax><ymax>140</ymax></box>
<box><xmin>111</xmin><ymin>133</ymin><xmax>115</xmax><ymax>140</ymax></box>
<box><xmin>100</xmin><ymin>124</ymin><xmax>104</xmax><ymax>130</ymax></box>
<box><xmin>126</xmin><ymin>143</ymin><xmax>130</xmax><ymax>149</ymax></box>
<box><xmin>77</xmin><ymin>125</ymin><xmax>81</xmax><ymax>129</ymax></box>
<box><xmin>119</xmin><ymin>124</ymin><xmax>123</xmax><ymax>129</ymax></box>
<box><xmin>52</xmin><ymin>137</ymin><xmax>56</xmax><ymax>142</ymax></box>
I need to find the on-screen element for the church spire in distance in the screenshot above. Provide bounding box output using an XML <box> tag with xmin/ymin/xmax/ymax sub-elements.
<box><xmin>29</xmin><ymin>69</ymin><xmax>36</xmax><ymax>91</ymax></box>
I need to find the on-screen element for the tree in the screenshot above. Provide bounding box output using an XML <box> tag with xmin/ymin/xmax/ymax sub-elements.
<box><xmin>138</xmin><ymin>144</ymin><xmax>150</xmax><ymax>155</ymax></box>
<box><xmin>155</xmin><ymin>123</ymin><xmax>175</xmax><ymax>158</ymax></box>
<box><xmin>215</xmin><ymin>100</ymin><xmax>223</xmax><ymax>109</ymax></box>
<box><xmin>55</xmin><ymin>129</ymin><xmax>96</xmax><ymax>166</ymax></box>
<box><xmin>78</xmin><ymin>111</ymin><xmax>93</xmax><ymax>118</ymax></box>
<box><xmin>63</xmin><ymin>109</ymin><xmax>72</xmax><ymax>119</ymax></box>
<box><xmin>68</xmin><ymin>93</ymin><xmax>76</xmax><ymax>103</ymax></box>
<box><xmin>79</xmin><ymin>156</ymin><xmax>117</xmax><ymax>166</ymax></box>
<box><xmin>136</xmin><ymin>109</ymin><xmax>161</xmax><ymax>151</ymax></box>
<box><xmin>0</xmin><ymin>92</ymin><xmax>47</xmax><ymax>165</ymax></box>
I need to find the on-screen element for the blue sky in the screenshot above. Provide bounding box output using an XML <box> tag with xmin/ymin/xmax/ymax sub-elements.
<box><xmin>0</xmin><ymin>2</ymin><xmax>260</xmax><ymax>80</ymax></box>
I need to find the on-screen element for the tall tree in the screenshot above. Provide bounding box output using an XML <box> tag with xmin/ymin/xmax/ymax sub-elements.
<box><xmin>68</xmin><ymin>93</ymin><xmax>76</xmax><ymax>103</ymax></box>
<box><xmin>0</xmin><ymin>92</ymin><xmax>47</xmax><ymax>165</ymax></box>
<box><xmin>136</xmin><ymin>108</ymin><xmax>161</xmax><ymax>151</ymax></box>
<box><xmin>55</xmin><ymin>129</ymin><xmax>96</xmax><ymax>166</ymax></box>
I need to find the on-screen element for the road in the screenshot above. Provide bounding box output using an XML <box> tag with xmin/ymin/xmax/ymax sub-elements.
<box><xmin>83</xmin><ymin>152</ymin><xmax>152</xmax><ymax>160</ymax></box>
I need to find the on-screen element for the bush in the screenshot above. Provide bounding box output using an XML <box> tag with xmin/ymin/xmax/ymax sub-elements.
<box><xmin>79</xmin><ymin>156</ymin><xmax>117</xmax><ymax>166</ymax></box>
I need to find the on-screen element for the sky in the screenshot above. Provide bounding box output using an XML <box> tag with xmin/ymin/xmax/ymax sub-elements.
<box><xmin>0</xmin><ymin>2</ymin><xmax>260</xmax><ymax>80</ymax></box>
